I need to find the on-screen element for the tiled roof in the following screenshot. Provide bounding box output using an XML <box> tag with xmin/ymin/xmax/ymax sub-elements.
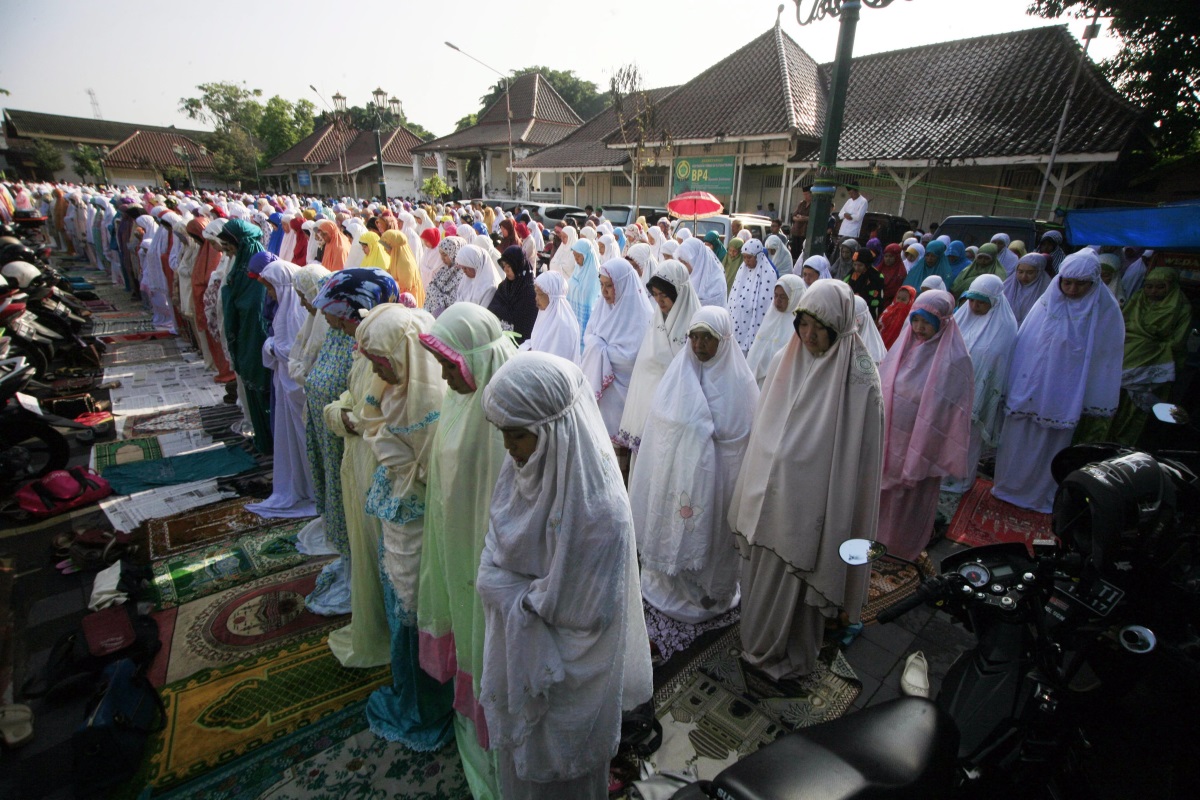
<box><xmin>796</xmin><ymin>25</ymin><xmax>1141</xmax><ymax>162</ymax></box>
<box><xmin>3</xmin><ymin>108</ymin><xmax>211</xmax><ymax>146</ymax></box>
<box><xmin>102</xmin><ymin>131</ymin><xmax>216</xmax><ymax>172</ymax></box>
<box><xmin>413</xmin><ymin>73</ymin><xmax>583</xmax><ymax>154</ymax></box>
<box><xmin>624</xmin><ymin>25</ymin><xmax>825</xmax><ymax>146</ymax></box>
<box><xmin>513</xmin><ymin>87</ymin><xmax>679</xmax><ymax>171</ymax></box>
<box><xmin>267</xmin><ymin>122</ymin><xmax>357</xmax><ymax>167</ymax></box>
<box><xmin>311</xmin><ymin>126</ymin><xmax>437</xmax><ymax>176</ymax></box>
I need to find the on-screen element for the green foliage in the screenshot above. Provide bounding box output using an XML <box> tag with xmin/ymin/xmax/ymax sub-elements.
<box><xmin>71</xmin><ymin>145</ymin><xmax>106</xmax><ymax>182</ymax></box>
<box><xmin>454</xmin><ymin>113</ymin><xmax>478</xmax><ymax>132</ymax></box>
<box><xmin>30</xmin><ymin>138</ymin><xmax>64</xmax><ymax>173</ymax></box>
<box><xmin>258</xmin><ymin>95</ymin><xmax>315</xmax><ymax>159</ymax></box>
<box><xmin>203</xmin><ymin>129</ymin><xmax>258</xmax><ymax>188</ymax></box>
<box><xmin>1028</xmin><ymin>1</ymin><xmax>1200</xmax><ymax>156</ymax></box>
<box><xmin>421</xmin><ymin>175</ymin><xmax>452</xmax><ymax>200</ymax></box>
<box><xmin>313</xmin><ymin>105</ymin><xmax>434</xmax><ymax>141</ymax></box>
<box><xmin>179</xmin><ymin>81</ymin><xmax>264</xmax><ymax>133</ymax></box>
<box><xmin>161</xmin><ymin>165</ymin><xmax>188</xmax><ymax>189</ymax></box>
<box><xmin>477</xmin><ymin>67</ymin><xmax>607</xmax><ymax>121</ymax></box>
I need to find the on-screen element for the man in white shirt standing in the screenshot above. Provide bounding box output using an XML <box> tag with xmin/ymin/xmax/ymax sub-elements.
<box><xmin>837</xmin><ymin>184</ymin><xmax>868</xmax><ymax>241</ymax></box>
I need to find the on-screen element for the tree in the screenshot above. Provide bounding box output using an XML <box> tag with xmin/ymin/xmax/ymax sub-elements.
<box><xmin>609</xmin><ymin>65</ymin><xmax>673</xmax><ymax>207</ymax></box>
<box><xmin>71</xmin><ymin>145</ymin><xmax>106</xmax><ymax>182</ymax></box>
<box><xmin>179</xmin><ymin>81</ymin><xmax>264</xmax><ymax>134</ymax></box>
<box><xmin>477</xmin><ymin>67</ymin><xmax>607</xmax><ymax>121</ymax></box>
<box><xmin>1028</xmin><ymin>1</ymin><xmax>1200</xmax><ymax>156</ymax></box>
<box><xmin>421</xmin><ymin>175</ymin><xmax>452</xmax><ymax>200</ymax></box>
<box><xmin>258</xmin><ymin>95</ymin><xmax>314</xmax><ymax>159</ymax></box>
<box><xmin>313</xmin><ymin>105</ymin><xmax>435</xmax><ymax>142</ymax></box>
<box><xmin>454</xmin><ymin>113</ymin><xmax>478</xmax><ymax>132</ymax></box>
<box><xmin>30</xmin><ymin>138</ymin><xmax>64</xmax><ymax>174</ymax></box>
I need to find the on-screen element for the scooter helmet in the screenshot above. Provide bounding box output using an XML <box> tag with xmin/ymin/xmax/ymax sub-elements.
<box><xmin>1</xmin><ymin>261</ymin><xmax>42</xmax><ymax>290</ymax></box>
<box><xmin>0</xmin><ymin>244</ymin><xmax>39</xmax><ymax>266</ymax></box>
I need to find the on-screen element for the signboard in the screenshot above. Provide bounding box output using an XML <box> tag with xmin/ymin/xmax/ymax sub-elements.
<box><xmin>672</xmin><ymin>155</ymin><xmax>735</xmax><ymax>195</ymax></box>
<box><xmin>296</xmin><ymin>169</ymin><xmax>312</xmax><ymax>188</ymax></box>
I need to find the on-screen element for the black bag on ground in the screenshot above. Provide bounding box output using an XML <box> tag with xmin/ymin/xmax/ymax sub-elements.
<box><xmin>72</xmin><ymin>657</ymin><xmax>166</xmax><ymax>797</ymax></box>
<box><xmin>620</xmin><ymin>698</ymin><xmax>663</xmax><ymax>757</ymax></box>
<box><xmin>23</xmin><ymin>603</ymin><xmax>160</xmax><ymax>701</ymax></box>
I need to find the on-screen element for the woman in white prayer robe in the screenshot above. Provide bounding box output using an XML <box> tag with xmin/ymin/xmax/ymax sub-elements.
<box><xmin>478</xmin><ymin>352</ymin><xmax>653</xmax><ymax>800</ymax></box>
<box><xmin>631</xmin><ymin>306</ymin><xmax>758</xmax><ymax>624</ymax></box>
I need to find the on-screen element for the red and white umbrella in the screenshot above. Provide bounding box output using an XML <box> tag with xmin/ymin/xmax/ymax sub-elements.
<box><xmin>667</xmin><ymin>191</ymin><xmax>724</xmax><ymax>220</ymax></box>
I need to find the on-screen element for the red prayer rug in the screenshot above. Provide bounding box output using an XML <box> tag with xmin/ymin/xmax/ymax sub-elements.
<box><xmin>945</xmin><ymin>478</ymin><xmax>1054</xmax><ymax>552</ymax></box>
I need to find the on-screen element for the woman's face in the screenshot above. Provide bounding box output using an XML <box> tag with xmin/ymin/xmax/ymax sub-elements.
<box><xmin>742</xmin><ymin>252</ymin><xmax>756</xmax><ymax>268</ymax></box>
<box><xmin>369</xmin><ymin>354</ymin><xmax>399</xmax><ymax>384</ymax></box>
<box><xmin>649</xmin><ymin>285</ymin><xmax>674</xmax><ymax>317</ymax></box>
<box><xmin>795</xmin><ymin>312</ymin><xmax>832</xmax><ymax>357</ymax></box>
<box><xmin>883</xmin><ymin>252</ymin><xmax>898</xmax><ymax>267</ymax></box>
<box><xmin>315</xmin><ymin>229</ymin><xmax>328</xmax><ymax>245</ymax></box>
<box><xmin>534</xmin><ymin>285</ymin><xmax>549</xmax><ymax>310</ymax></box>
<box><xmin>840</xmin><ymin>245</ymin><xmax>853</xmax><ymax>263</ymax></box>
<box><xmin>924</xmin><ymin>251</ymin><xmax>939</xmax><ymax>267</ymax></box>
<box><xmin>440</xmin><ymin>250</ymin><xmax>453</xmax><ymax>267</ymax></box>
<box><xmin>460</xmin><ymin>265</ymin><xmax>477</xmax><ymax>279</ymax></box>
<box><xmin>502</xmin><ymin>263</ymin><xmax>516</xmax><ymax>281</ymax></box>
<box><xmin>431</xmin><ymin>350</ymin><xmax>473</xmax><ymax>394</ymax></box>
<box><xmin>599</xmin><ymin>274</ymin><xmax>616</xmax><ymax>306</ymax></box>
<box><xmin>1060</xmin><ymin>277</ymin><xmax>1093</xmax><ymax>300</ymax></box>
<box><xmin>975</xmin><ymin>254</ymin><xmax>993</xmax><ymax>268</ymax></box>
<box><xmin>260</xmin><ymin>279</ymin><xmax>277</xmax><ymax>303</ymax></box>
<box><xmin>910</xmin><ymin>316</ymin><xmax>937</xmax><ymax>341</ymax></box>
<box><xmin>1143</xmin><ymin>279</ymin><xmax>1170</xmax><ymax>302</ymax></box>
<box><xmin>968</xmin><ymin>299</ymin><xmax>992</xmax><ymax>316</ymax></box>
<box><xmin>360</xmin><ymin>242</ymin><xmax>370</xmax><ymax>255</ymax></box>
<box><xmin>1016</xmin><ymin>262</ymin><xmax>1040</xmax><ymax>286</ymax></box>
<box><xmin>598</xmin><ymin>241</ymin><xmax>607</xmax><ymax>256</ymax></box>
<box><xmin>801</xmin><ymin>267</ymin><xmax>819</xmax><ymax>286</ymax></box>
<box><xmin>297</xmin><ymin>288</ymin><xmax>315</xmax><ymax>315</ymax></box>
<box><xmin>500</xmin><ymin>427</ymin><xmax>539</xmax><ymax>467</ymax></box>
<box><xmin>773</xmin><ymin>285</ymin><xmax>789</xmax><ymax>312</ymax></box>
<box><xmin>688</xmin><ymin>330</ymin><xmax>720</xmax><ymax>362</ymax></box>
<box><xmin>322</xmin><ymin>311</ymin><xmax>342</xmax><ymax>331</ymax></box>
<box><xmin>573</xmin><ymin>251</ymin><xmax>584</xmax><ymax>267</ymax></box>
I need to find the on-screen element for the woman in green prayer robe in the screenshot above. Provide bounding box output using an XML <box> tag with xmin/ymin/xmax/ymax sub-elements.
<box><xmin>1106</xmin><ymin>267</ymin><xmax>1193</xmax><ymax>444</ymax></box>
<box><xmin>217</xmin><ymin>219</ymin><xmax>273</xmax><ymax>454</ymax></box>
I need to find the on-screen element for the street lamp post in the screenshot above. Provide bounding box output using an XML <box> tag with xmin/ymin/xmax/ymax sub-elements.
<box><xmin>370</xmin><ymin>87</ymin><xmax>391</xmax><ymax>205</ymax></box>
<box><xmin>794</xmin><ymin>0</ymin><xmax>905</xmax><ymax>260</ymax></box>
<box><xmin>445</xmin><ymin>41</ymin><xmax>515</xmax><ymax>198</ymax></box>
<box><xmin>172</xmin><ymin>143</ymin><xmax>206</xmax><ymax>191</ymax></box>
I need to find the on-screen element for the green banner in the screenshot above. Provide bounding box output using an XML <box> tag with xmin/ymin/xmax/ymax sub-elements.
<box><xmin>672</xmin><ymin>156</ymin><xmax>735</xmax><ymax>195</ymax></box>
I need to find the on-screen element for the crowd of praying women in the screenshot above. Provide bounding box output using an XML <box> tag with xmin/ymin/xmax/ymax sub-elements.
<box><xmin>11</xmin><ymin>178</ymin><xmax>1194</xmax><ymax>799</ymax></box>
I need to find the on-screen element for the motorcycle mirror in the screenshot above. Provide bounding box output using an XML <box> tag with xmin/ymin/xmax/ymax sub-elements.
<box><xmin>1152</xmin><ymin>403</ymin><xmax>1183</xmax><ymax>424</ymax></box>
<box><xmin>839</xmin><ymin>539</ymin><xmax>887</xmax><ymax>566</ymax></box>
<box><xmin>1119</xmin><ymin>625</ymin><xmax>1157</xmax><ymax>654</ymax></box>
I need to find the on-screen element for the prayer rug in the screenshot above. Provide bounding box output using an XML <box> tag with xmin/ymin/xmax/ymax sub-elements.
<box><xmin>101</xmin><ymin>444</ymin><xmax>257</xmax><ymax>495</ymax></box>
<box><xmin>123</xmin><ymin>407</ymin><xmax>204</xmax><ymax>436</ymax></box>
<box><xmin>647</xmin><ymin>624</ymin><xmax>860</xmax><ymax>781</ymax></box>
<box><xmin>142</xmin><ymin>636</ymin><xmax>389</xmax><ymax>790</ymax></box>
<box><xmin>860</xmin><ymin>555</ymin><xmax>923</xmax><ymax>624</ymax></box>
<box><xmin>151</xmin><ymin>520</ymin><xmax>311</xmax><ymax>609</ymax></box>
<box><xmin>146</xmin><ymin>606</ymin><xmax>177</xmax><ymax>688</ymax></box>
<box><xmin>82</xmin><ymin>299</ymin><xmax>118</xmax><ymax>312</ymax></box>
<box><xmin>199</xmin><ymin>403</ymin><xmax>251</xmax><ymax>444</ymax></box>
<box><xmin>92</xmin><ymin>436</ymin><xmax>163</xmax><ymax>472</ymax></box>
<box><xmin>945</xmin><ymin>477</ymin><xmax>1054</xmax><ymax>552</ymax></box>
<box><xmin>98</xmin><ymin>331</ymin><xmax>174</xmax><ymax>343</ymax></box>
<box><xmin>100</xmin><ymin>339</ymin><xmax>187</xmax><ymax>367</ymax></box>
<box><xmin>145</xmin><ymin>497</ymin><xmax>272</xmax><ymax>560</ymax></box>
<box><xmin>159</xmin><ymin>561</ymin><xmax>344</xmax><ymax>684</ymax></box>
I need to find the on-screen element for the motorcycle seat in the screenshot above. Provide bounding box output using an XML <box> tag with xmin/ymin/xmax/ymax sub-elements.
<box><xmin>709</xmin><ymin>697</ymin><xmax>958</xmax><ymax>800</ymax></box>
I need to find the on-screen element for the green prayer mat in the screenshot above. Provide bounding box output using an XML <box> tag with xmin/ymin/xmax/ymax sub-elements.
<box><xmin>92</xmin><ymin>435</ymin><xmax>163</xmax><ymax>472</ymax></box>
<box><xmin>139</xmin><ymin>635</ymin><xmax>389</xmax><ymax>790</ymax></box>
<box><xmin>151</xmin><ymin>521</ymin><xmax>310</xmax><ymax>609</ymax></box>
<box><xmin>102</xmin><ymin>444</ymin><xmax>257</xmax><ymax>495</ymax></box>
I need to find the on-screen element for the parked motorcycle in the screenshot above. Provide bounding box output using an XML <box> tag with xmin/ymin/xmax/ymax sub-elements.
<box><xmin>0</xmin><ymin>356</ymin><xmax>77</xmax><ymax>494</ymax></box>
<box><xmin>670</xmin><ymin>447</ymin><xmax>1200</xmax><ymax>800</ymax></box>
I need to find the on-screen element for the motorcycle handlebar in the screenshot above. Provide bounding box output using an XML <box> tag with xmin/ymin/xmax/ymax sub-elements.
<box><xmin>876</xmin><ymin>576</ymin><xmax>953</xmax><ymax>624</ymax></box>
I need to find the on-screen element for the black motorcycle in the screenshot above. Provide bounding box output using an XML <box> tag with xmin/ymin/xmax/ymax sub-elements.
<box><xmin>671</xmin><ymin>447</ymin><xmax>1200</xmax><ymax>800</ymax></box>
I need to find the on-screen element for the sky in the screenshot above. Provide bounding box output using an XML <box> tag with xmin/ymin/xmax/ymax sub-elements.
<box><xmin>0</xmin><ymin>0</ymin><xmax>1121</xmax><ymax>139</ymax></box>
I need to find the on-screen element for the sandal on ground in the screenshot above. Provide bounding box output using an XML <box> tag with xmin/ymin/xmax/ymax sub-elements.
<box><xmin>0</xmin><ymin>705</ymin><xmax>34</xmax><ymax>748</ymax></box>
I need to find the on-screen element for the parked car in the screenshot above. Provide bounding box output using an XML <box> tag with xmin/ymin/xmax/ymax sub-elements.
<box><xmin>673</xmin><ymin>214</ymin><xmax>775</xmax><ymax>245</ymax></box>
<box><xmin>525</xmin><ymin>203</ymin><xmax>584</xmax><ymax>226</ymax></box>
<box><xmin>934</xmin><ymin>215</ymin><xmax>1061</xmax><ymax>250</ymax></box>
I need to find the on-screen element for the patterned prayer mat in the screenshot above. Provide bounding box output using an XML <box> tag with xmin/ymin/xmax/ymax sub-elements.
<box><xmin>123</xmin><ymin>407</ymin><xmax>204</xmax><ymax>436</ymax></box>
<box><xmin>144</xmin><ymin>497</ymin><xmax>272</xmax><ymax>560</ymax></box>
<box><xmin>98</xmin><ymin>331</ymin><xmax>175</xmax><ymax>343</ymax></box>
<box><xmin>92</xmin><ymin>436</ymin><xmax>163</xmax><ymax>471</ymax></box>
<box><xmin>945</xmin><ymin>477</ymin><xmax>1054</xmax><ymax>552</ymax></box>
<box><xmin>153</xmin><ymin>561</ymin><xmax>344</xmax><ymax>685</ymax></box>
<box><xmin>647</xmin><ymin>624</ymin><xmax>860</xmax><ymax>781</ymax></box>
<box><xmin>151</xmin><ymin>520</ymin><xmax>311</xmax><ymax>609</ymax></box>
<box><xmin>82</xmin><ymin>299</ymin><xmax>118</xmax><ymax>312</ymax></box>
<box><xmin>142</xmin><ymin>636</ymin><xmax>389</xmax><ymax>790</ymax></box>
<box><xmin>861</xmin><ymin>555</ymin><xmax>923</xmax><ymax>624</ymax></box>
<box><xmin>198</xmin><ymin>403</ymin><xmax>253</xmax><ymax>444</ymax></box>
<box><xmin>101</xmin><ymin>339</ymin><xmax>187</xmax><ymax>367</ymax></box>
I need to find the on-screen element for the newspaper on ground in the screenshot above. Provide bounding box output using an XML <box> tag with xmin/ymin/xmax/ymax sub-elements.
<box><xmin>100</xmin><ymin>478</ymin><xmax>237</xmax><ymax>533</ymax></box>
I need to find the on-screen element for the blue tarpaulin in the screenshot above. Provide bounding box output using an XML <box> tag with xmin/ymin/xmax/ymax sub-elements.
<box><xmin>1065</xmin><ymin>201</ymin><xmax>1200</xmax><ymax>252</ymax></box>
